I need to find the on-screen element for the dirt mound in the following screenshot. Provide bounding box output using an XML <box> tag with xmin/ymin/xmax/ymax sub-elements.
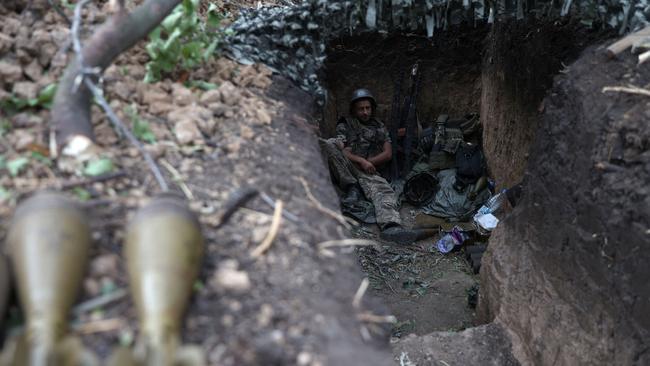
<box><xmin>479</xmin><ymin>41</ymin><xmax>650</xmax><ymax>365</ymax></box>
<box><xmin>394</xmin><ymin>323</ymin><xmax>519</xmax><ymax>365</ymax></box>
<box><xmin>0</xmin><ymin>3</ymin><xmax>392</xmax><ymax>365</ymax></box>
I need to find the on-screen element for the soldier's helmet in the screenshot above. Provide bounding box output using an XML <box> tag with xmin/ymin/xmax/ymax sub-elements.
<box><xmin>349</xmin><ymin>88</ymin><xmax>377</xmax><ymax>114</ymax></box>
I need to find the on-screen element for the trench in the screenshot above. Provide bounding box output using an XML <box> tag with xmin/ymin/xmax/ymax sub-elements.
<box><xmin>314</xmin><ymin>19</ymin><xmax>609</xmax><ymax>346</ymax></box>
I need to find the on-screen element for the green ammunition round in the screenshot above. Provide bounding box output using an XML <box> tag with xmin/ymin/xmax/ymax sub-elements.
<box><xmin>6</xmin><ymin>191</ymin><xmax>91</xmax><ymax>361</ymax></box>
<box><xmin>125</xmin><ymin>193</ymin><xmax>204</xmax><ymax>351</ymax></box>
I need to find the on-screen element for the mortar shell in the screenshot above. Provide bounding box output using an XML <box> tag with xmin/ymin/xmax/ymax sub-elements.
<box><xmin>5</xmin><ymin>192</ymin><xmax>91</xmax><ymax>350</ymax></box>
<box><xmin>125</xmin><ymin>193</ymin><xmax>204</xmax><ymax>347</ymax></box>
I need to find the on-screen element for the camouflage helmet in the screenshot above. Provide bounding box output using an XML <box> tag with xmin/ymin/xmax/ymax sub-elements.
<box><xmin>349</xmin><ymin>88</ymin><xmax>377</xmax><ymax>114</ymax></box>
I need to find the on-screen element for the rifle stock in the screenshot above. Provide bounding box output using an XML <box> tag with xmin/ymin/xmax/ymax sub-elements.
<box><xmin>403</xmin><ymin>63</ymin><xmax>421</xmax><ymax>177</ymax></box>
<box><xmin>389</xmin><ymin>70</ymin><xmax>404</xmax><ymax>182</ymax></box>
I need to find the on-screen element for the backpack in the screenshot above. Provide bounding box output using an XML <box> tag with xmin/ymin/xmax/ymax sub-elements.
<box><xmin>455</xmin><ymin>142</ymin><xmax>485</xmax><ymax>187</ymax></box>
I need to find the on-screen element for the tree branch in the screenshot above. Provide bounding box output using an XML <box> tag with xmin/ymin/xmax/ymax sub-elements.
<box><xmin>51</xmin><ymin>0</ymin><xmax>182</xmax><ymax>147</ymax></box>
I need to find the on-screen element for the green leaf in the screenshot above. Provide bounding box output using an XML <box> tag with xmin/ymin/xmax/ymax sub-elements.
<box><xmin>0</xmin><ymin>119</ymin><xmax>10</xmax><ymax>137</ymax></box>
<box><xmin>203</xmin><ymin>39</ymin><xmax>219</xmax><ymax>61</ymax></box>
<box><xmin>207</xmin><ymin>4</ymin><xmax>222</xmax><ymax>28</ymax></box>
<box><xmin>7</xmin><ymin>157</ymin><xmax>29</xmax><ymax>176</ymax></box>
<box><xmin>30</xmin><ymin>151</ymin><xmax>52</xmax><ymax>166</ymax></box>
<box><xmin>0</xmin><ymin>155</ymin><xmax>5</xmax><ymax>170</ymax></box>
<box><xmin>72</xmin><ymin>187</ymin><xmax>91</xmax><ymax>201</ymax></box>
<box><xmin>148</xmin><ymin>27</ymin><xmax>162</xmax><ymax>42</ymax></box>
<box><xmin>37</xmin><ymin>83</ymin><xmax>57</xmax><ymax>108</ymax></box>
<box><xmin>133</xmin><ymin>119</ymin><xmax>156</xmax><ymax>143</ymax></box>
<box><xmin>163</xmin><ymin>28</ymin><xmax>182</xmax><ymax>52</ymax></box>
<box><xmin>161</xmin><ymin>10</ymin><xmax>184</xmax><ymax>31</ymax></box>
<box><xmin>0</xmin><ymin>186</ymin><xmax>10</xmax><ymax>203</ymax></box>
<box><xmin>193</xmin><ymin>280</ymin><xmax>204</xmax><ymax>292</ymax></box>
<box><xmin>187</xmin><ymin>80</ymin><xmax>218</xmax><ymax>91</ymax></box>
<box><xmin>84</xmin><ymin>158</ymin><xmax>113</xmax><ymax>177</ymax></box>
<box><xmin>182</xmin><ymin>0</ymin><xmax>198</xmax><ymax>14</ymax></box>
<box><xmin>101</xmin><ymin>278</ymin><xmax>117</xmax><ymax>295</ymax></box>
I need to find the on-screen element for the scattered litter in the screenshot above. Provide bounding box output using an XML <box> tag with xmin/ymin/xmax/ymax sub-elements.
<box><xmin>399</xmin><ymin>352</ymin><xmax>416</xmax><ymax>366</ymax></box>
<box><xmin>435</xmin><ymin>226</ymin><xmax>470</xmax><ymax>254</ymax></box>
<box><xmin>474</xmin><ymin>213</ymin><xmax>499</xmax><ymax>233</ymax></box>
<box><xmin>473</xmin><ymin>189</ymin><xmax>507</xmax><ymax>234</ymax></box>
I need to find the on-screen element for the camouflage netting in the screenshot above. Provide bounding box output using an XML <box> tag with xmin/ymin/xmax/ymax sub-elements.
<box><xmin>224</xmin><ymin>0</ymin><xmax>650</xmax><ymax>100</ymax></box>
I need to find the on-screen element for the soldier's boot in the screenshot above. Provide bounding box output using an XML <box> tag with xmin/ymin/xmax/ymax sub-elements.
<box><xmin>413</xmin><ymin>228</ymin><xmax>438</xmax><ymax>240</ymax></box>
<box><xmin>379</xmin><ymin>224</ymin><xmax>419</xmax><ymax>245</ymax></box>
<box><xmin>341</xmin><ymin>184</ymin><xmax>363</xmax><ymax>204</ymax></box>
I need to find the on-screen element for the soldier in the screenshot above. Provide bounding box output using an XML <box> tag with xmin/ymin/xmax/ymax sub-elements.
<box><xmin>322</xmin><ymin>88</ymin><xmax>418</xmax><ymax>244</ymax></box>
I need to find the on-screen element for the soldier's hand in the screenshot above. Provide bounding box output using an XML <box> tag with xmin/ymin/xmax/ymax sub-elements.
<box><xmin>360</xmin><ymin>160</ymin><xmax>376</xmax><ymax>174</ymax></box>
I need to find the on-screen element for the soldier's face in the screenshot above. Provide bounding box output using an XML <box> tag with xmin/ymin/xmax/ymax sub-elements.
<box><xmin>353</xmin><ymin>100</ymin><xmax>372</xmax><ymax>122</ymax></box>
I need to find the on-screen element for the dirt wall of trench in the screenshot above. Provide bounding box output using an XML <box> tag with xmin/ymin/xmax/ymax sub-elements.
<box><xmin>479</xmin><ymin>21</ymin><xmax>605</xmax><ymax>189</ymax></box>
<box><xmin>478</xmin><ymin>35</ymin><xmax>650</xmax><ymax>365</ymax></box>
<box><xmin>322</xmin><ymin>31</ymin><xmax>486</xmax><ymax>138</ymax></box>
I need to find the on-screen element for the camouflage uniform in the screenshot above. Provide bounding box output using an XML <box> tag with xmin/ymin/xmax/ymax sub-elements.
<box><xmin>322</xmin><ymin>117</ymin><xmax>401</xmax><ymax>228</ymax></box>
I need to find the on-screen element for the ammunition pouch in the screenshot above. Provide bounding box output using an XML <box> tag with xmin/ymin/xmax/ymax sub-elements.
<box><xmin>428</xmin><ymin>150</ymin><xmax>456</xmax><ymax>170</ymax></box>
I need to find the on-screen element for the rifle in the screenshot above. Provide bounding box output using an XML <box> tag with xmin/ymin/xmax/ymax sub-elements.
<box><xmin>402</xmin><ymin>62</ymin><xmax>421</xmax><ymax>177</ymax></box>
<box><xmin>389</xmin><ymin>70</ymin><xmax>404</xmax><ymax>182</ymax></box>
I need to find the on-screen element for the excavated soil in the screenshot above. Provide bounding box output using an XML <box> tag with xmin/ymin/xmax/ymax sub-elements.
<box><xmin>479</xmin><ymin>43</ymin><xmax>650</xmax><ymax>365</ymax></box>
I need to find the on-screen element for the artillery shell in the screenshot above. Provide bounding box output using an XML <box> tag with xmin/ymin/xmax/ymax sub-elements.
<box><xmin>6</xmin><ymin>192</ymin><xmax>90</xmax><ymax>353</ymax></box>
<box><xmin>125</xmin><ymin>193</ymin><xmax>204</xmax><ymax>350</ymax></box>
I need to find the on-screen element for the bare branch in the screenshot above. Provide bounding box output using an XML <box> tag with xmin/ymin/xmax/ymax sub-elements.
<box><xmin>53</xmin><ymin>0</ymin><xmax>179</xmax><ymax>191</ymax></box>
<box><xmin>52</xmin><ymin>0</ymin><xmax>182</xmax><ymax>146</ymax></box>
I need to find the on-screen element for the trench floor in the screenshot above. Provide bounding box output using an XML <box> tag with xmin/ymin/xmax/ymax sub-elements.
<box><xmin>355</xmin><ymin>205</ymin><xmax>478</xmax><ymax>338</ymax></box>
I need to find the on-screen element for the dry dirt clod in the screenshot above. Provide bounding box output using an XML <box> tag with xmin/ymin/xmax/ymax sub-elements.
<box><xmin>111</xmin><ymin>81</ymin><xmax>132</xmax><ymax>101</ymax></box>
<box><xmin>84</xmin><ymin>278</ymin><xmax>101</xmax><ymax>297</ymax></box>
<box><xmin>211</xmin><ymin>260</ymin><xmax>251</xmax><ymax>293</ymax></box>
<box><xmin>94</xmin><ymin>122</ymin><xmax>119</xmax><ymax>146</ymax></box>
<box><xmin>0</xmin><ymin>60</ymin><xmax>23</xmax><ymax>84</ymax></box>
<box><xmin>217</xmin><ymin>81</ymin><xmax>242</xmax><ymax>106</ymax></box>
<box><xmin>142</xmin><ymin>85</ymin><xmax>171</xmax><ymax>106</ymax></box>
<box><xmin>171</xmin><ymin>83</ymin><xmax>197</xmax><ymax>106</ymax></box>
<box><xmin>174</xmin><ymin>119</ymin><xmax>203</xmax><ymax>145</ymax></box>
<box><xmin>224</xmin><ymin>138</ymin><xmax>242</xmax><ymax>155</ymax></box>
<box><xmin>249</xmin><ymin>105</ymin><xmax>273</xmax><ymax>126</ymax></box>
<box><xmin>90</xmin><ymin>254</ymin><xmax>120</xmax><ymax>278</ymax></box>
<box><xmin>23</xmin><ymin>59</ymin><xmax>43</xmax><ymax>81</ymax></box>
<box><xmin>144</xmin><ymin>143</ymin><xmax>166</xmax><ymax>159</ymax></box>
<box><xmin>2</xmin><ymin>17</ymin><xmax>21</xmax><ymax>36</ymax></box>
<box><xmin>200</xmin><ymin>89</ymin><xmax>222</xmax><ymax>105</ymax></box>
<box><xmin>240</xmin><ymin>125</ymin><xmax>255</xmax><ymax>139</ymax></box>
<box><xmin>11</xmin><ymin>129</ymin><xmax>36</xmax><ymax>151</ymax></box>
<box><xmin>257</xmin><ymin>303</ymin><xmax>274</xmax><ymax>327</ymax></box>
<box><xmin>12</xmin><ymin>113</ymin><xmax>43</xmax><ymax>128</ymax></box>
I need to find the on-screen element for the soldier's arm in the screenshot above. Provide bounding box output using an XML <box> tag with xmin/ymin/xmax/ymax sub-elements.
<box><xmin>368</xmin><ymin>141</ymin><xmax>392</xmax><ymax>166</ymax></box>
<box><xmin>343</xmin><ymin>148</ymin><xmax>376</xmax><ymax>174</ymax></box>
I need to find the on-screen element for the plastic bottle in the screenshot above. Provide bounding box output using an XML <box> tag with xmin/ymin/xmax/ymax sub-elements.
<box><xmin>478</xmin><ymin>189</ymin><xmax>507</xmax><ymax>215</ymax></box>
